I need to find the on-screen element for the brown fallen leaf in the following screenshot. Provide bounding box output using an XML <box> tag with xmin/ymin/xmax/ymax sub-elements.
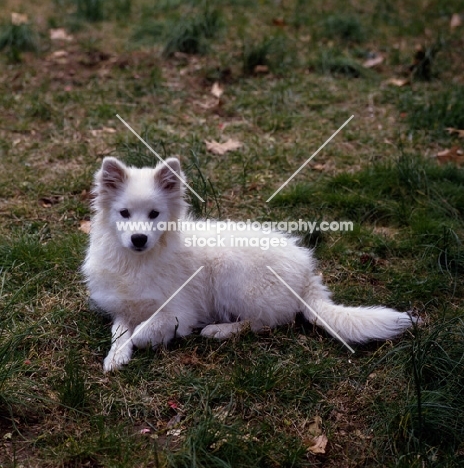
<box><xmin>446</xmin><ymin>127</ymin><xmax>464</xmax><ymax>138</ymax></box>
<box><xmin>40</xmin><ymin>195</ymin><xmax>63</xmax><ymax>208</ymax></box>
<box><xmin>51</xmin><ymin>50</ymin><xmax>68</xmax><ymax>59</ymax></box>
<box><xmin>196</xmin><ymin>97</ymin><xmax>219</xmax><ymax>110</ymax></box>
<box><xmin>385</xmin><ymin>77</ymin><xmax>410</xmax><ymax>87</ymax></box>
<box><xmin>307</xmin><ymin>434</ymin><xmax>328</xmax><ymax>454</ymax></box>
<box><xmin>363</xmin><ymin>55</ymin><xmax>384</xmax><ymax>68</ymax></box>
<box><xmin>205</xmin><ymin>138</ymin><xmax>242</xmax><ymax>155</ymax></box>
<box><xmin>272</xmin><ymin>17</ymin><xmax>286</xmax><ymax>27</ymax></box>
<box><xmin>11</xmin><ymin>12</ymin><xmax>28</xmax><ymax>25</ymax></box>
<box><xmin>90</xmin><ymin>127</ymin><xmax>117</xmax><ymax>137</ymax></box>
<box><xmin>307</xmin><ymin>415</ymin><xmax>323</xmax><ymax>436</ymax></box>
<box><xmin>211</xmin><ymin>82</ymin><xmax>224</xmax><ymax>99</ymax></box>
<box><xmin>450</xmin><ymin>13</ymin><xmax>462</xmax><ymax>29</ymax></box>
<box><xmin>436</xmin><ymin>147</ymin><xmax>464</xmax><ymax>165</ymax></box>
<box><xmin>254</xmin><ymin>65</ymin><xmax>269</xmax><ymax>74</ymax></box>
<box><xmin>50</xmin><ymin>28</ymin><xmax>73</xmax><ymax>41</ymax></box>
<box><xmin>79</xmin><ymin>220</ymin><xmax>91</xmax><ymax>234</ymax></box>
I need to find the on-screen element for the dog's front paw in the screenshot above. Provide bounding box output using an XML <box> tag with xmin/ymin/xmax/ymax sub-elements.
<box><xmin>103</xmin><ymin>347</ymin><xmax>133</xmax><ymax>373</ymax></box>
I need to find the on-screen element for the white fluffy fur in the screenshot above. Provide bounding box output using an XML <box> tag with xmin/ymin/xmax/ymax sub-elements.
<box><xmin>82</xmin><ymin>157</ymin><xmax>417</xmax><ymax>372</ymax></box>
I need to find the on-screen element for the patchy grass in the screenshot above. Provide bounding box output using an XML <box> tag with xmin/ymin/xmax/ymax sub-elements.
<box><xmin>0</xmin><ymin>0</ymin><xmax>463</xmax><ymax>466</ymax></box>
<box><xmin>400</xmin><ymin>86</ymin><xmax>464</xmax><ymax>136</ymax></box>
<box><xmin>319</xmin><ymin>14</ymin><xmax>367</xmax><ymax>43</ymax></box>
<box><xmin>311</xmin><ymin>48</ymin><xmax>367</xmax><ymax>78</ymax></box>
<box><xmin>242</xmin><ymin>35</ymin><xmax>295</xmax><ymax>75</ymax></box>
<box><xmin>0</xmin><ymin>19</ymin><xmax>38</xmax><ymax>61</ymax></box>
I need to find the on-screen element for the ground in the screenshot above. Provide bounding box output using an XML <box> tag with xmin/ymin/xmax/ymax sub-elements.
<box><xmin>0</xmin><ymin>0</ymin><xmax>463</xmax><ymax>467</ymax></box>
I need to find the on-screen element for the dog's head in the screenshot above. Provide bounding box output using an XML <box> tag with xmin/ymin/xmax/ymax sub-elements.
<box><xmin>93</xmin><ymin>157</ymin><xmax>187</xmax><ymax>253</ymax></box>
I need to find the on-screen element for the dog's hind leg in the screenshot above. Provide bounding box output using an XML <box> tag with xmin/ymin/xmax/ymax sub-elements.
<box><xmin>103</xmin><ymin>320</ymin><xmax>133</xmax><ymax>372</ymax></box>
<box><xmin>200</xmin><ymin>321</ymin><xmax>250</xmax><ymax>340</ymax></box>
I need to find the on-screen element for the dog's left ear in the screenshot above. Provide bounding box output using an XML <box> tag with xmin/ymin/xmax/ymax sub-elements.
<box><xmin>155</xmin><ymin>158</ymin><xmax>182</xmax><ymax>192</ymax></box>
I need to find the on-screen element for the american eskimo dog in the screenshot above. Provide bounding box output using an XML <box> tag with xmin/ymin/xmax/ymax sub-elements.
<box><xmin>82</xmin><ymin>157</ymin><xmax>417</xmax><ymax>372</ymax></box>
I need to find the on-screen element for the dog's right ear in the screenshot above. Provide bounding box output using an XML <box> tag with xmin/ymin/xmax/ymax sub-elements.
<box><xmin>98</xmin><ymin>157</ymin><xmax>127</xmax><ymax>191</ymax></box>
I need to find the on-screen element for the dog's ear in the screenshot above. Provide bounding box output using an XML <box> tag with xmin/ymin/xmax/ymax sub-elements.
<box><xmin>98</xmin><ymin>157</ymin><xmax>127</xmax><ymax>191</ymax></box>
<box><xmin>155</xmin><ymin>158</ymin><xmax>182</xmax><ymax>192</ymax></box>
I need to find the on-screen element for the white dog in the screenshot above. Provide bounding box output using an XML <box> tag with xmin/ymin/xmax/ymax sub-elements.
<box><xmin>82</xmin><ymin>157</ymin><xmax>417</xmax><ymax>372</ymax></box>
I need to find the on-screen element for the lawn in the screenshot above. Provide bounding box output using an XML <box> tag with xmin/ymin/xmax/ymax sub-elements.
<box><xmin>0</xmin><ymin>0</ymin><xmax>463</xmax><ymax>466</ymax></box>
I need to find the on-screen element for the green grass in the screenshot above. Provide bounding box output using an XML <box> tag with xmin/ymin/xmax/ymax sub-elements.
<box><xmin>0</xmin><ymin>20</ymin><xmax>39</xmax><ymax>61</ymax></box>
<box><xmin>0</xmin><ymin>0</ymin><xmax>463</xmax><ymax>466</ymax></box>
<box><xmin>242</xmin><ymin>35</ymin><xmax>295</xmax><ymax>75</ymax></box>
<box><xmin>74</xmin><ymin>0</ymin><xmax>105</xmax><ymax>22</ymax></box>
<box><xmin>319</xmin><ymin>14</ymin><xmax>366</xmax><ymax>43</ymax></box>
<box><xmin>132</xmin><ymin>6</ymin><xmax>223</xmax><ymax>56</ymax></box>
<box><xmin>163</xmin><ymin>7</ymin><xmax>223</xmax><ymax>56</ymax></box>
<box><xmin>400</xmin><ymin>86</ymin><xmax>464</xmax><ymax>135</ymax></box>
<box><xmin>311</xmin><ymin>49</ymin><xmax>367</xmax><ymax>78</ymax></box>
<box><xmin>369</xmin><ymin>316</ymin><xmax>464</xmax><ymax>466</ymax></box>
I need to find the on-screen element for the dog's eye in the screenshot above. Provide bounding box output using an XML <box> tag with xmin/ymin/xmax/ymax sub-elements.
<box><xmin>148</xmin><ymin>210</ymin><xmax>159</xmax><ymax>219</ymax></box>
<box><xmin>120</xmin><ymin>209</ymin><xmax>130</xmax><ymax>218</ymax></box>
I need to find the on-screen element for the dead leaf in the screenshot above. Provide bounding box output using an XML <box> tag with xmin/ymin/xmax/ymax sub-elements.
<box><xmin>446</xmin><ymin>127</ymin><xmax>464</xmax><ymax>138</ymax></box>
<box><xmin>254</xmin><ymin>65</ymin><xmax>269</xmax><ymax>74</ymax></box>
<box><xmin>40</xmin><ymin>195</ymin><xmax>63</xmax><ymax>208</ymax></box>
<box><xmin>385</xmin><ymin>77</ymin><xmax>410</xmax><ymax>87</ymax></box>
<box><xmin>51</xmin><ymin>50</ymin><xmax>68</xmax><ymax>59</ymax></box>
<box><xmin>307</xmin><ymin>434</ymin><xmax>328</xmax><ymax>454</ymax></box>
<box><xmin>307</xmin><ymin>415</ymin><xmax>323</xmax><ymax>436</ymax></box>
<box><xmin>11</xmin><ymin>12</ymin><xmax>28</xmax><ymax>25</ymax></box>
<box><xmin>49</xmin><ymin>28</ymin><xmax>73</xmax><ymax>41</ymax></box>
<box><xmin>79</xmin><ymin>220</ymin><xmax>91</xmax><ymax>234</ymax></box>
<box><xmin>450</xmin><ymin>13</ymin><xmax>462</xmax><ymax>29</ymax></box>
<box><xmin>179</xmin><ymin>349</ymin><xmax>200</xmax><ymax>365</ymax></box>
<box><xmin>196</xmin><ymin>98</ymin><xmax>219</xmax><ymax>110</ymax></box>
<box><xmin>167</xmin><ymin>414</ymin><xmax>182</xmax><ymax>428</ymax></box>
<box><xmin>90</xmin><ymin>127</ymin><xmax>116</xmax><ymax>137</ymax></box>
<box><xmin>363</xmin><ymin>55</ymin><xmax>384</xmax><ymax>68</ymax></box>
<box><xmin>436</xmin><ymin>147</ymin><xmax>464</xmax><ymax>165</ymax></box>
<box><xmin>272</xmin><ymin>17</ymin><xmax>286</xmax><ymax>27</ymax></box>
<box><xmin>211</xmin><ymin>82</ymin><xmax>224</xmax><ymax>99</ymax></box>
<box><xmin>205</xmin><ymin>138</ymin><xmax>242</xmax><ymax>155</ymax></box>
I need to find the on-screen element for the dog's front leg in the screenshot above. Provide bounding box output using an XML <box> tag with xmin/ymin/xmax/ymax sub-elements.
<box><xmin>103</xmin><ymin>320</ymin><xmax>133</xmax><ymax>372</ymax></box>
<box><xmin>131</xmin><ymin>311</ymin><xmax>193</xmax><ymax>349</ymax></box>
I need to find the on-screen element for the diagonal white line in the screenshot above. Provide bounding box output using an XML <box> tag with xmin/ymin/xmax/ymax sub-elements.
<box><xmin>116</xmin><ymin>114</ymin><xmax>205</xmax><ymax>203</ymax></box>
<box><xmin>117</xmin><ymin>266</ymin><xmax>205</xmax><ymax>353</ymax></box>
<box><xmin>266</xmin><ymin>266</ymin><xmax>355</xmax><ymax>353</ymax></box>
<box><xmin>266</xmin><ymin>115</ymin><xmax>354</xmax><ymax>203</ymax></box>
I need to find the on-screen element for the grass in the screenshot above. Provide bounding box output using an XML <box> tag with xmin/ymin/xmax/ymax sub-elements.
<box><xmin>400</xmin><ymin>86</ymin><xmax>464</xmax><ymax>135</ymax></box>
<box><xmin>163</xmin><ymin>8</ymin><xmax>222</xmax><ymax>56</ymax></box>
<box><xmin>242</xmin><ymin>35</ymin><xmax>295</xmax><ymax>75</ymax></box>
<box><xmin>132</xmin><ymin>6</ymin><xmax>223</xmax><ymax>56</ymax></box>
<box><xmin>319</xmin><ymin>14</ymin><xmax>366</xmax><ymax>43</ymax></box>
<box><xmin>311</xmin><ymin>49</ymin><xmax>367</xmax><ymax>78</ymax></box>
<box><xmin>0</xmin><ymin>0</ymin><xmax>463</xmax><ymax>466</ymax></box>
<box><xmin>0</xmin><ymin>20</ymin><xmax>38</xmax><ymax>61</ymax></box>
<box><xmin>74</xmin><ymin>0</ymin><xmax>105</xmax><ymax>22</ymax></box>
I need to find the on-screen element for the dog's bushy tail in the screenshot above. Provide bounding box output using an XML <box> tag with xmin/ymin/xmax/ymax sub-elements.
<box><xmin>303</xmin><ymin>300</ymin><xmax>418</xmax><ymax>344</ymax></box>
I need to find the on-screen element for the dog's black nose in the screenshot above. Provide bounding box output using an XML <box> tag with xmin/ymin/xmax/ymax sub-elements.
<box><xmin>131</xmin><ymin>234</ymin><xmax>148</xmax><ymax>249</ymax></box>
